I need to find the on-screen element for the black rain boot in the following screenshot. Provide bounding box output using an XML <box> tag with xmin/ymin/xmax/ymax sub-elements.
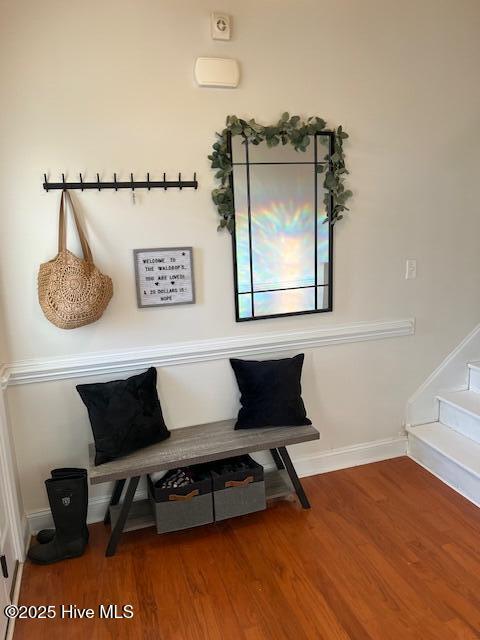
<box><xmin>36</xmin><ymin>469</ymin><xmax>89</xmax><ymax>544</ymax></box>
<box><xmin>28</xmin><ymin>472</ymin><xmax>89</xmax><ymax>565</ymax></box>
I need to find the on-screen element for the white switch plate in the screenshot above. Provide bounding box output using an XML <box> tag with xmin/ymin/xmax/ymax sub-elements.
<box><xmin>405</xmin><ymin>259</ymin><xmax>417</xmax><ymax>279</ymax></box>
<box><xmin>211</xmin><ymin>13</ymin><xmax>231</xmax><ymax>40</ymax></box>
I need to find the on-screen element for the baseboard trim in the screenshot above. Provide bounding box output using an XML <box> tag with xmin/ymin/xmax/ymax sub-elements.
<box><xmin>294</xmin><ymin>436</ymin><xmax>407</xmax><ymax>477</ymax></box>
<box><xmin>6</xmin><ymin>318</ymin><xmax>415</xmax><ymax>386</ymax></box>
<box><xmin>21</xmin><ymin>516</ymin><xmax>29</xmax><ymax>559</ymax></box>
<box><xmin>26</xmin><ymin>436</ymin><xmax>407</xmax><ymax>534</ymax></box>
<box><xmin>408</xmin><ymin>453</ymin><xmax>480</xmax><ymax>509</ymax></box>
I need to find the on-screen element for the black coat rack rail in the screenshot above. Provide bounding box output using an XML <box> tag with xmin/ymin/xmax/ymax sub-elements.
<box><xmin>43</xmin><ymin>172</ymin><xmax>198</xmax><ymax>192</ymax></box>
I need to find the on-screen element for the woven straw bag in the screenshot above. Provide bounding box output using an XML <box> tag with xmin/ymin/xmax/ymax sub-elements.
<box><xmin>38</xmin><ymin>191</ymin><xmax>113</xmax><ymax>329</ymax></box>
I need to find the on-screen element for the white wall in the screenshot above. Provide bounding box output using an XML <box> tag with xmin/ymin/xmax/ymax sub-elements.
<box><xmin>1</xmin><ymin>0</ymin><xmax>480</xmax><ymax>516</ymax></box>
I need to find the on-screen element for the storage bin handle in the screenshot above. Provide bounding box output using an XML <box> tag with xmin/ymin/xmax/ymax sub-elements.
<box><xmin>168</xmin><ymin>489</ymin><xmax>200</xmax><ymax>501</ymax></box>
<box><xmin>225</xmin><ymin>475</ymin><xmax>254</xmax><ymax>488</ymax></box>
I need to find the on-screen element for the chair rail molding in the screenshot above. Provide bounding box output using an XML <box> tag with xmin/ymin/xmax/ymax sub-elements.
<box><xmin>4</xmin><ymin>317</ymin><xmax>415</xmax><ymax>386</ymax></box>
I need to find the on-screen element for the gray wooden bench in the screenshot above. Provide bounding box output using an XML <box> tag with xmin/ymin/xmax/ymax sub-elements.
<box><xmin>89</xmin><ymin>419</ymin><xmax>319</xmax><ymax>557</ymax></box>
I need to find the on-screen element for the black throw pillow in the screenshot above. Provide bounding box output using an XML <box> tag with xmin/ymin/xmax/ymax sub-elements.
<box><xmin>77</xmin><ymin>367</ymin><xmax>170</xmax><ymax>465</ymax></box>
<box><xmin>230</xmin><ymin>354</ymin><xmax>312</xmax><ymax>429</ymax></box>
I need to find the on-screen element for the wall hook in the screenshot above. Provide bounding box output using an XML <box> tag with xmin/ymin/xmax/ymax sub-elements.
<box><xmin>42</xmin><ymin>171</ymin><xmax>199</xmax><ymax>192</ymax></box>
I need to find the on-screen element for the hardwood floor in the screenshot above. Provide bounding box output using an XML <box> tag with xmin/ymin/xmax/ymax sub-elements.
<box><xmin>14</xmin><ymin>457</ymin><xmax>480</xmax><ymax>639</ymax></box>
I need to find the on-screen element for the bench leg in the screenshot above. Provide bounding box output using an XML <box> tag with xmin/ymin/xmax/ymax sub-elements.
<box><xmin>105</xmin><ymin>476</ymin><xmax>140</xmax><ymax>557</ymax></box>
<box><xmin>277</xmin><ymin>446</ymin><xmax>310</xmax><ymax>509</ymax></box>
<box><xmin>103</xmin><ymin>479</ymin><xmax>126</xmax><ymax>525</ymax></box>
<box><xmin>270</xmin><ymin>448</ymin><xmax>285</xmax><ymax>470</ymax></box>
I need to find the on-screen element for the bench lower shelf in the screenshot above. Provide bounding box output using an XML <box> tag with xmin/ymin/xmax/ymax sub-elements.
<box><xmin>109</xmin><ymin>469</ymin><xmax>294</xmax><ymax>534</ymax></box>
<box><xmin>110</xmin><ymin>499</ymin><xmax>154</xmax><ymax>533</ymax></box>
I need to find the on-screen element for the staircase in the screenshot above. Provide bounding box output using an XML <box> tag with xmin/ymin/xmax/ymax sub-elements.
<box><xmin>407</xmin><ymin>362</ymin><xmax>480</xmax><ymax>506</ymax></box>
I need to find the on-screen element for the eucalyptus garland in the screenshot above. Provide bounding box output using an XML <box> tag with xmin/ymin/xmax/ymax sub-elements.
<box><xmin>209</xmin><ymin>113</ymin><xmax>351</xmax><ymax>233</ymax></box>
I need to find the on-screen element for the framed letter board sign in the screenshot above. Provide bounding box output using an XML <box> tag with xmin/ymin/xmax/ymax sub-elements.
<box><xmin>134</xmin><ymin>247</ymin><xmax>195</xmax><ymax>308</ymax></box>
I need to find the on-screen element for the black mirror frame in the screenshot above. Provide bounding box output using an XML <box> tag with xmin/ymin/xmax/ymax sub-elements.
<box><xmin>228</xmin><ymin>131</ymin><xmax>335</xmax><ymax>322</ymax></box>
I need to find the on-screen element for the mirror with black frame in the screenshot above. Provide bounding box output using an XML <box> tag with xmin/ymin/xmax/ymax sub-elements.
<box><xmin>228</xmin><ymin>132</ymin><xmax>334</xmax><ymax>322</ymax></box>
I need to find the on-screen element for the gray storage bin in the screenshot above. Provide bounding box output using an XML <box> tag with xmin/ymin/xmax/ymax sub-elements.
<box><xmin>211</xmin><ymin>455</ymin><xmax>266</xmax><ymax>522</ymax></box>
<box><xmin>148</xmin><ymin>467</ymin><xmax>213</xmax><ymax>534</ymax></box>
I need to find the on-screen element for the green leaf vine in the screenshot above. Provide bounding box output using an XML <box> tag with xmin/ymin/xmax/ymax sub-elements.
<box><xmin>209</xmin><ymin>113</ymin><xmax>351</xmax><ymax>233</ymax></box>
